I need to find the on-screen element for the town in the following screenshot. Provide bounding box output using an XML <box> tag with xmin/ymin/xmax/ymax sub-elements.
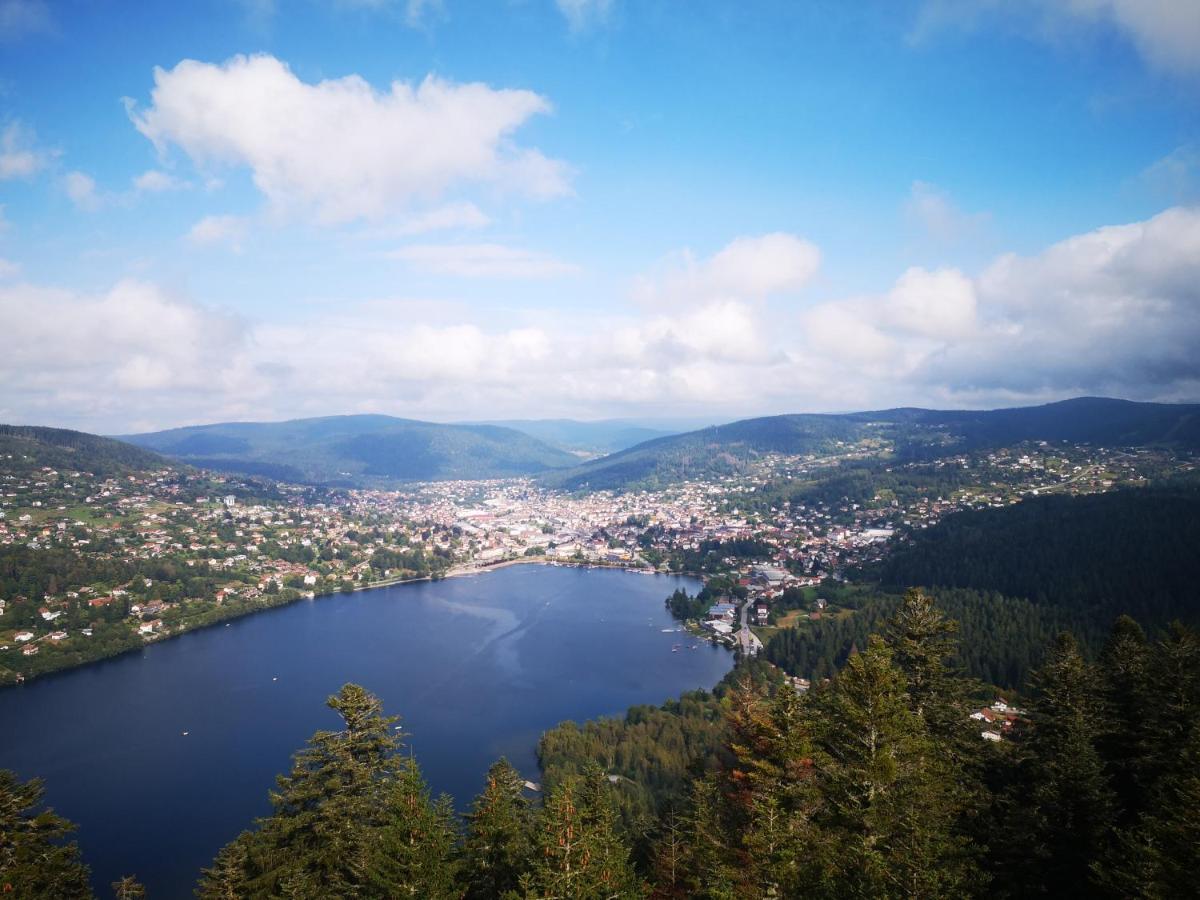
<box><xmin>2</xmin><ymin>435</ymin><xmax>1192</xmax><ymax>691</ymax></box>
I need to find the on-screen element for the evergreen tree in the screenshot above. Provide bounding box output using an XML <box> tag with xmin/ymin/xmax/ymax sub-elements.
<box><xmin>1140</xmin><ymin>621</ymin><xmax>1200</xmax><ymax>792</ymax></box>
<box><xmin>462</xmin><ymin>757</ymin><xmax>534</xmax><ymax>900</ymax></box>
<box><xmin>368</xmin><ymin>757</ymin><xmax>460</xmax><ymax>898</ymax></box>
<box><xmin>1097</xmin><ymin>615</ymin><xmax>1152</xmax><ymax>823</ymax></box>
<box><xmin>807</xmin><ymin>637</ymin><xmax>975</xmax><ymax>899</ymax></box>
<box><xmin>724</xmin><ymin>681</ymin><xmax>817</xmax><ymax>897</ymax></box>
<box><xmin>1093</xmin><ymin>727</ymin><xmax>1200</xmax><ymax>898</ymax></box>
<box><xmin>523</xmin><ymin>768</ymin><xmax>642</xmax><ymax>899</ymax></box>
<box><xmin>110</xmin><ymin>875</ymin><xmax>146</xmax><ymax>899</ymax></box>
<box><xmin>196</xmin><ymin>833</ymin><xmax>253</xmax><ymax>899</ymax></box>
<box><xmin>0</xmin><ymin>769</ymin><xmax>93</xmax><ymax>900</ymax></box>
<box><xmin>1011</xmin><ymin>632</ymin><xmax>1114</xmax><ymax>896</ymax></box>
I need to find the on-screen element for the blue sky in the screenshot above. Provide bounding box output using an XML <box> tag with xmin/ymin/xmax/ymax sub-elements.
<box><xmin>1</xmin><ymin>0</ymin><xmax>1198</xmax><ymax>431</ymax></box>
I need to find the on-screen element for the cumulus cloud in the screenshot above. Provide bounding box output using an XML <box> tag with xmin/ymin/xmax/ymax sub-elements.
<box><xmin>1139</xmin><ymin>144</ymin><xmax>1200</xmax><ymax>203</ymax></box>
<box><xmin>4</xmin><ymin>208</ymin><xmax>1198</xmax><ymax>431</ymax></box>
<box><xmin>906</xmin><ymin>181</ymin><xmax>990</xmax><ymax>242</ymax></box>
<box><xmin>127</xmin><ymin>54</ymin><xmax>570</xmax><ymax>224</ymax></box>
<box><xmin>389</xmin><ymin>242</ymin><xmax>580</xmax><ymax>278</ymax></box>
<box><xmin>186</xmin><ymin>214</ymin><xmax>249</xmax><ymax>250</ymax></box>
<box><xmin>913</xmin><ymin>0</ymin><xmax>1200</xmax><ymax>76</ymax></box>
<box><xmin>0</xmin><ymin>0</ymin><xmax>51</xmax><ymax>41</ymax></box>
<box><xmin>132</xmin><ymin>169</ymin><xmax>186</xmax><ymax>193</ymax></box>
<box><xmin>62</xmin><ymin>170</ymin><xmax>100</xmax><ymax>210</ymax></box>
<box><xmin>633</xmin><ymin>232</ymin><xmax>821</xmax><ymax>307</ymax></box>
<box><xmin>0</xmin><ymin>122</ymin><xmax>50</xmax><ymax>179</ymax></box>
<box><xmin>393</xmin><ymin>202</ymin><xmax>491</xmax><ymax>236</ymax></box>
<box><xmin>798</xmin><ymin>205</ymin><xmax>1200</xmax><ymax>403</ymax></box>
<box><xmin>556</xmin><ymin>0</ymin><xmax>613</xmax><ymax>32</ymax></box>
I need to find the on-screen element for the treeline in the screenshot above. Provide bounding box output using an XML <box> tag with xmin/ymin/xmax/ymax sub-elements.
<box><xmin>737</xmin><ymin>458</ymin><xmax>982</xmax><ymax>515</ymax></box>
<box><xmin>7</xmin><ymin>593</ymin><xmax>1198</xmax><ymax>898</ymax></box>
<box><xmin>765</xmin><ymin>585</ymin><xmax>1063</xmax><ymax>688</ymax></box>
<box><xmin>0</xmin><ymin>425</ymin><xmax>166</xmax><ymax>477</ymax></box>
<box><xmin>878</xmin><ymin>484</ymin><xmax>1200</xmax><ymax>652</ymax></box>
<box><xmin>537</xmin><ymin>660</ymin><xmax>781</xmax><ymax>840</ymax></box>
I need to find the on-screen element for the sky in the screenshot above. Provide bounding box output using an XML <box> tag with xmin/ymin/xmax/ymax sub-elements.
<box><xmin>0</xmin><ymin>0</ymin><xmax>1198</xmax><ymax>433</ymax></box>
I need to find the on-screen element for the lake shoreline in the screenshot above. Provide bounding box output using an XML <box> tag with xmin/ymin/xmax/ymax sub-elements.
<box><xmin>1</xmin><ymin>558</ymin><xmax>699</xmax><ymax>688</ymax></box>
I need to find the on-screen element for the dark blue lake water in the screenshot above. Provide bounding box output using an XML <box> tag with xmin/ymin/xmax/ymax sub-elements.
<box><xmin>0</xmin><ymin>565</ymin><xmax>729</xmax><ymax>897</ymax></box>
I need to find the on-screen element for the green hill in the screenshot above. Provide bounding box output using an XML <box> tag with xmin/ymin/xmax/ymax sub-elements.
<box><xmin>474</xmin><ymin>419</ymin><xmax>679</xmax><ymax>456</ymax></box>
<box><xmin>120</xmin><ymin>415</ymin><xmax>577</xmax><ymax>486</ymax></box>
<box><xmin>0</xmin><ymin>425</ymin><xmax>167</xmax><ymax>477</ymax></box>
<box><xmin>543</xmin><ymin>397</ymin><xmax>1200</xmax><ymax>491</ymax></box>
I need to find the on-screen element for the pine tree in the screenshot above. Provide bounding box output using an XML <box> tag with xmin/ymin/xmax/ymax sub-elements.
<box><xmin>523</xmin><ymin>768</ymin><xmax>643</xmax><ymax>899</ymax></box>
<box><xmin>368</xmin><ymin>757</ymin><xmax>460</xmax><ymax>898</ymax></box>
<box><xmin>1097</xmin><ymin>615</ymin><xmax>1152</xmax><ymax>823</ymax></box>
<box><xmin>196</xmin><ymin>833</ymin><xmax>253</xmax><ymax>899</ymax></box>
<box><xmin>1093</xmin><ymin>727</ymin><xmax>1200</xmax><ymax>898</ymax></box>
<box><xmin>202</xmin><ymin>683</ymin><xmax>405</xmax><ymax>898</ymax></box>
<box><xmin>1014</xmin><ymin>632</ymin><xmax>1114</xmax><ymax>896</ymax></box>
<box><xmin>724</xmin><ymin>681</ymin><xmax>817</xmax><ymax>897</ymax></box>
<box><xmin>110</xmin><ymin>875</ymin><xmax>146</xmax><ymax>899</ymax></box>
<box><xmin>462</xmin><ymin>757</ymin><xmax>534</xmax><ymax>900</ymax></box>
<box><xmin>807</xmin><ymin>637</ymin><xmax>975</xmax><ymax>899</ymax></box>
<box><xmin>0</xmin><ymin>769</ymin><xmax>94</xmax><ymax>900</ymax></box>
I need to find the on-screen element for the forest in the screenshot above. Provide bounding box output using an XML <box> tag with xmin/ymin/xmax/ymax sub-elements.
<box><xmin>5</xmin><ymin>591</ymin><xmax>1197</xmax><ymax>898</ymax></box>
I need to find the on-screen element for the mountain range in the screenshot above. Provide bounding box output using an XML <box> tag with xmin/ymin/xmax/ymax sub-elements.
<box><xmin>3</xmin><ymin>397</ymin><xmax>1193</xmax><ymax>490</ymax></box>
<box><xmin>539</xmin><ymin>397</ymin><xmax>1200</xmax><ymax>491</ymax></box>
<box><xmin>118</xmin><ymin>416</ymin><xmax>578</xmax><ymax>486</ymax></box>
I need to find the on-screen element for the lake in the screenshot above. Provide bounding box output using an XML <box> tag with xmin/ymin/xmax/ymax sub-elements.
<box><xmin>0</xmin><ymin>564</ymin><xmax>730</xmax><ymax>897</ymax></box>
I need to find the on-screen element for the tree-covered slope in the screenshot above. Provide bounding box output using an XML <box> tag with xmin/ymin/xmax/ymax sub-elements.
<box><xmin>877</xmin><ymin>484</ymin><xmax>1200</xmax><ymax>649</ymax></box>
<box><xmin>0</xmin><ymin>425</ymin><xmax>167</xmax><ymax>477</ymax></box>
<box><xmin>476</xmin><ymin>418</ymin><xmax>678</xmax><ymax>456</ymax></box>
<box><xmin>542</xmin><ymin>397</ymin><xmax>1200</xmax><ymax>492</ymax></box>
<box><xmin>855</xmin><ymin>396</ymin><xmax>1200</xmax><ymax>450</ymax></box>
<box><xmin>120</xmin><ymin>415</ymin><xmax>577</xmax><ymax>485</ymax></box>
<box><xmin>541</xmin><ymin>414</ymin><xmax>865</xmax><ymax>491</ymax></box>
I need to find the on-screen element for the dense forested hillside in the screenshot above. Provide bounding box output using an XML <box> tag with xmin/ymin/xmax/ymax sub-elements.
<box><xmin>542</xmin><ymin>414</ymin><xmax>865</xmax><ymax>490</ymax></box>
<box><xmin>122</xmin><ymin>415</ymin><xmax>577</xmax><ymax>485</ymax></box>
<box><xmin>542</xmin><ymin>397</ymin><xmax>1200</xmax><ymax>492</ymax></box>
<box><xmin>878</xmin><ymin>485</ymin><xmax>1200</xmax><ymax>648</ymax></box>
<box><xmin>762</xmin><ymin>486</ymin><xmax>1200</xmax><ymax>689</ymax></box>
<box><xmin>8</xmin><ymin>596</ymin><xmax>1197</xmax><ymax>898</ymax></box>
<box><xmin>0</xmin><ymin>425</ymin><xmax>166</xmax><ymax>476</ymax></box>
<box><xmin>475</xmin><ymin>419</ymin><xmax>680</xmax><ymax>455</ymax></box>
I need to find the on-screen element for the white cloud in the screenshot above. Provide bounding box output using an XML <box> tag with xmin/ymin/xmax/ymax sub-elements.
<box><xmin>133</xmin><ymin>169</ymin><xmax>185</xmax><ymax>193</ymax></box>
<box><xmin>1065</xmin><ymin>0</ymin><xmax>1200</xmax><ymax>74</ymax></box>
<box><xmin>390</xmin><ymin>242</ymin><xmax>579</xmax><ymax>278</ymax></box>
<box><xmin>3</xmin><ymin>208</ymin><xmax>1198</xmax><ymax>431</ymax></box>
<box><xmin>0</xmin><ymin>257</ymin><xmax>19</xmax><ymax>278</ymax></box>
<box><xmin>905</xmin><ymin>181</ymin><xmax>990</xmax><ymax>242</ymax></box>
<box><xmin>913</xmin><ymin>0</ymin><xmax>1200</xmax><ymax>76</ymax></box>
<box><xmin>556</xmin><ymin>0</ymin><xmax>613</xmax><ymax>32</ymax></box>
<box><xmin>0</xmin><ymin>122</ymin><xmax>49</xmax><ymax>179</ymax></box>
<box><xmin>63</xmin><ymin>170</ymin><xmax>100</xmax><ymax>211</ymax></box>
<box><xmin>393</xmin><ymin>202</ymin><xmax>491</xmax><ymax>236</ymax></box>
<box><xmin>0</xmin><ymin>0</ymin><xmax>51</xmax><ymax>41</ymax></box>
<box><xmin>1139</xmin><ymin>144</ymin><xmax>1200</xmax><ymax>202</ymax></box>
<box><xmin>634</xmin><ymin>232</ymin><xmax>820</xmax><ymax>306</ymax></box>
<box><xmin>127</xmin><ymin>54</ymin><xmax>570</xmax><ymax>224</ymax></box>
<box><xmin>186</xmin><ymin>214</ymin><xmax>249</xmax><ymax>250</ymax></box>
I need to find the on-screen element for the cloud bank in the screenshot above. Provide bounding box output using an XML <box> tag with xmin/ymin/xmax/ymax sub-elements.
<box><xmin>2</xmin><ymin>211</ymin><xmax>1198</xmax><ymax>432</ymax></box>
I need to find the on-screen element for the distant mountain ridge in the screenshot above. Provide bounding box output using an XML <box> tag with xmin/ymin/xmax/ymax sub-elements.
<box><xmin>0</xmin><ymin>425</ymin><xmax>168</xmax><ymax>476</ymax></box>
<box><xmin>120</xmin><ymin>415</ymin><xmax>578</xmax><ymax>486</ymax></box>
<box><xmin>473</xmin><ymin>419</ymin><xmax>682</xmax><ymax>456</ymax></box>
<box><xmin>541</xmin><ymin>397</ymin><xmax>1200</xmax><ymax>491</ymax></box>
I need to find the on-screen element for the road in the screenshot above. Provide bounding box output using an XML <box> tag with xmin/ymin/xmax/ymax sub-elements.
<box><xmin>738</xmin><ymin>600</ymin><xmax>764</xmax><ymax>657</ymax></box>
